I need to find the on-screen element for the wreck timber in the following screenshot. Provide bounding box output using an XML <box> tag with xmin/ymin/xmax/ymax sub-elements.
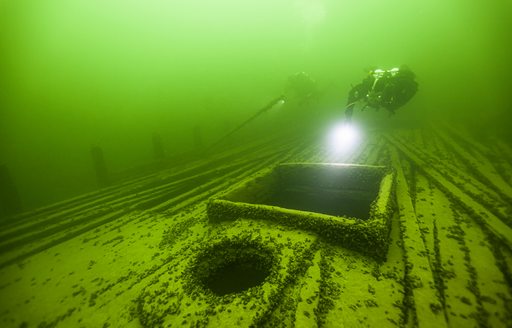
<box><xmin>0</xmin><ymin>127</ymin><xmax>511</xmax><ymax>328</ymax></box>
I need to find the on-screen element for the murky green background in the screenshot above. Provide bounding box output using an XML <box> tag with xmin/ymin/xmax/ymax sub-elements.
<box><xmin>1</xmin><ymin>0</ymin><xmax>510</xmax><ymax>210</ymax></box>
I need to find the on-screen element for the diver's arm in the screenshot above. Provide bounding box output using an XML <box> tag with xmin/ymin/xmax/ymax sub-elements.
<box><xmin>344</xmin><ymin>76</ymin><xmax>373</xmax><ymax>121</ymax></box>
<box><xmin>344</xmin><ymin>102</ymin><xmax>355</xmax><ymax>122</ymax></box>
<box><xmin>344</xmin><ymin>86</ymin><xmax>358</xmax><ymax>122</ymax></box>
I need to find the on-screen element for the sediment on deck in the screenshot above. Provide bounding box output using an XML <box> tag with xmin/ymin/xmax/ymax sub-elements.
<box><xmin>0</xmin><ymin>126</ymin><xmax>511</xmax><ymax>328</ymax></box>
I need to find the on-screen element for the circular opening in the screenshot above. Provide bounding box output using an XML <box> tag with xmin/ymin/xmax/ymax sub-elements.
<box><xmin>193</xmin><ymin>241</ymin><xmax>274</xmax><ymax>296</ymax></box>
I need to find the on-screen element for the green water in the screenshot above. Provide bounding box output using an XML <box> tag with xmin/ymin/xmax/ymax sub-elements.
<box><xmin>0</xmin><ymin>0</ymin><xmax>510</xmax><ymax>211</ymax></box>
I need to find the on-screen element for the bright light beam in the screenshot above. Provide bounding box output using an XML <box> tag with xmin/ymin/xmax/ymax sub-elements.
<box><xmin>327</xmin><ymin>121</ymin><xmax>361</xmax><ymax>157</ymax></box>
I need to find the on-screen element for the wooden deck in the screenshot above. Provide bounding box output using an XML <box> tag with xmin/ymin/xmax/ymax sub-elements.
<box><xmin>0</xmin><ymin>126</ymin><xmax>511</xmax><ymax>327</ymax></box>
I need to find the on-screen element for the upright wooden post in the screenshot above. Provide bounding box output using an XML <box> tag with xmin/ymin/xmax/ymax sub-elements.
<box><xmin>0</xmin><ymin>164</ymin><xmax>22</xmax><ymax>218</ymax></box>
<box><xmin>91</xmin><ymin>146</ymin><xmax>109</xmax><ymax>188</ymax></box>
<box><xmin>152</xmin><ymin>133</ymin><xmax>165</xmax><ymax>160</ymax></box>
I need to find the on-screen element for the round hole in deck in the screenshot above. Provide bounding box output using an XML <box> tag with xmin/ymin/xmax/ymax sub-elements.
<box><xmin>194</xmin><ymin>242</ymin><xmax>274</xmax><ymax>296</ymax></box>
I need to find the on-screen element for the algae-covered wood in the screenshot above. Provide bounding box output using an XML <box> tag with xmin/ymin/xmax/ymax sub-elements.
<box><xmin>0</xmin><ymin>128</ymin><xmax>511</xmax><ymax>328</ymax></box>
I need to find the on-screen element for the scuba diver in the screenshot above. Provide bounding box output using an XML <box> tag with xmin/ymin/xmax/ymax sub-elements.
<box><xmin>207</xmin><ymin>72</ymin><xmax>318</xmax><ymax>151</ymax></box>
<box><xmin>284</xmin><ymin>71</ymin><xmax>319</xmax><ymax>106</ymax></box>
<box><xmin>344</xmin><ymin>66</ymin><xmax>418</xmax><ymax>122</ymax></box>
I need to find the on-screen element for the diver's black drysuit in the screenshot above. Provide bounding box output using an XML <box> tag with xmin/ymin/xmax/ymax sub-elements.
<box><xmin>345</xmin><ymin>67</ymin><xmax>418</xmax><ymax>121</ymax></box>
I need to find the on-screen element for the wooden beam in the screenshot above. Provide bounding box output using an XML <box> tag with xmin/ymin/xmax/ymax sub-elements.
<box><xmin>391</xmin><ymin>148</ymin><xmax>448</xmax><ymax>328</ymax></box>
<box><xmin>387</xmin><ymin>135</ymin><xmax>512</xmax><ymax>250</ymax></box>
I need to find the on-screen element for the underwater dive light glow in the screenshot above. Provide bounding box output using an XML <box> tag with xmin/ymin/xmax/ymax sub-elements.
<box><xmin>271</xmin><ymin>99</ymin><xmax>285</xmax><ymax>112</ymax></box>
<box><xmin>327</xmin><ymin>121</ymin><xmax>361</xmax><ymax>155</ymax></box>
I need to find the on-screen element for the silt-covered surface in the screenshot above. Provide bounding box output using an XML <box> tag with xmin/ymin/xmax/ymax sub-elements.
<box><xmin>0</xmin><ymin>126</ymin><xmax>512</xmax><ymax>327</ymax></box>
